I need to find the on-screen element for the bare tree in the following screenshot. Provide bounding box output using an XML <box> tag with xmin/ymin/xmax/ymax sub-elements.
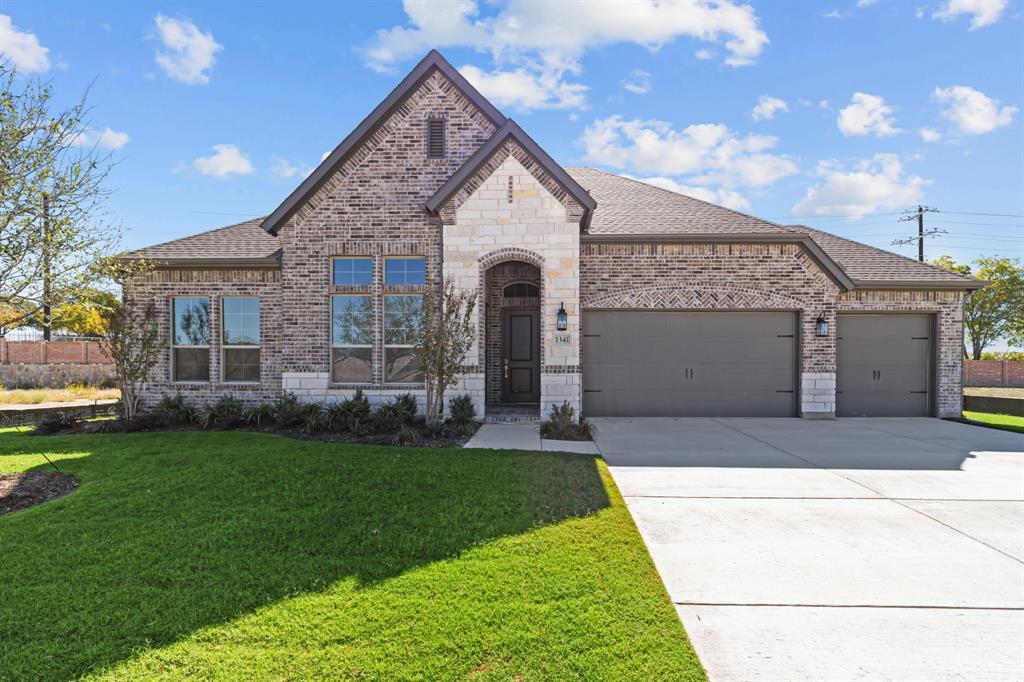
<box><xmin>415</xmin><ymin>278</ymin><xmax>476</xmax><ymax>427</ymax></box>
<box><xmin>0</xmin><ymin>62</ymin><xmax>121</xmax><ymax>332</ymax></box>
<box><xmin>100</xmin><ymin>268</ymin><xmax>162</xmax><ymax>421</ymax></box>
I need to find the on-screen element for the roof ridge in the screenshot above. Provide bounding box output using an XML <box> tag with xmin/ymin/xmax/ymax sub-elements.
<box><xmin>789</xmin><ymin>224</ymin><xmax>979</xmax><ymax>283</ymax></box>
<box><xmin>566</xmin><ymin>167</ymin><xmax>799</xmax><ymax>234</ymax></box>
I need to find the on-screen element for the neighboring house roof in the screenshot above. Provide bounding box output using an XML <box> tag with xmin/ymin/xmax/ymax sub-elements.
<box><xmin>125</xmin><ymin>218</ymin><xmax>280</xmax><ymax>267</ymax></box>
<box><xmin>260</xmin><ymin>49</ymin><xmax>506</xmax><ymax>235</ymax></box>
<box><xmin>567</xmin><ymin>167</ymin><xmax>802</xmax><ymax>236</ymax></box>
<box><xmin>426</xmin><ymin>119</ymin><xmax>596</xmax><ymax>227</ymax></box>
<box><xmin>789</xmin><ymin>225</ymin><xmax>985</xmax><ymax>290</ymax></box>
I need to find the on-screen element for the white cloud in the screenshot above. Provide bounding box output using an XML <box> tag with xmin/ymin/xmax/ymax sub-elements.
<box><xmin>580</xmin><ymin>115</ymin><xmax>797</xmax><ymax>189</ymax></box>
<box><xmin>837</xmin><ymin>92</ymin><xmax>900</xmax><ymax>137</ymax></box>
<box><xmin>460</xmin><ymin>64</ymin><xmax>587</xmax><ymax>110</ymax></box>
<box><xmin>154</xmin><ymin>15</ymin><xmax>222</xmax><ymax>85</ymax></box>
<box><xmin>751</xmin><ymin>95</ymin><xmax>788</xmax><ymax>121</ymax></box>
<box><xmin>933</xmin><ymin>85</ymin><xmax>1017</xmax><ymax>135</ymax></box>
<box><xmin>695</xmin><ymin>48</ymin><xmax>715</xmax><ymax>60</ymax></box>
<box><xmin>933</xmin><ymin>0</ymin><xmax>1008</xmax><ymax>29</ymax></box>
<box><xmin>363</xmin><ymin>0</ymin><xmax>768</xmax><ymax>109</ymax></box>
<box><xmin>823</xmin><ymin>9</ymin><xmax>845</xmax><ymax>19</ymax></box>
<box><xmin>622</xmin><ymin>69</ymin><xmax>652</xmax><ymax>95</ymax></box>
<box><xmin>193</xmin><ymin>144</ymin><xmax>253</xmax><ymax>177</ymax></box>
<box><xmin>793</xmin><ymin>154</ymin><xmax>931</xmax><ymax>218</ymax></box>
<box><xmin>640</xmin><ymin>176</ymin><xmax>752</xmax><ymax>211</ymax></box>
<box><xmin>918</xmin><ymin>127</ymin><xmax>942</xmax><ymax>142</ymax></box>
<box><xmin>856</xmin><ymin>0</ymin><xmax>879</xmax><ymax>6</ymax></box>
<box><xmin>819</xmin><ymin>99</ymin><xmax>830</xmax><ymax>109</ymax></box>
<box><xmin>0</xmin><ymin>15</ymin><xmax>50</xmax><ymax>72</ymax></box>
<box><xmin>69</xmin><ymin>127</ymin><xmax>130</xmax><ymax>151</ymax></box>
<box><xmin>270</xmin><ymin>157</ymin><xmax>300</xmax><ymax>178</ymax></box>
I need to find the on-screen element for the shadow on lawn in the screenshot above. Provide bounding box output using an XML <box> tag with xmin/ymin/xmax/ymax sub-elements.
<box><xmin>0</xmin><ymin>430</ymin><xmax>609</xmax><ymax>681</ymax></box>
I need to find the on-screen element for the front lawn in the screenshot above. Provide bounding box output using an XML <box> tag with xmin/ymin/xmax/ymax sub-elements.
<box><xmin>0</xmin><ymin>429</ymin><xmax>703</xmax><ymax>681</ymax></box>
<box><xmin>962</xmin><ymin>410</ymin><xmax>1024</xmax><ymax>434</ymax></box>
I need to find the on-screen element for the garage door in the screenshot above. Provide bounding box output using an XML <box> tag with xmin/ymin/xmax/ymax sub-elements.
<box><xmin>837</xmin><ymin>314</ymin><xmax>932</xmax><ymax>417</ymax></box>
<box><xmin>582</xmin><ymin>311</ymin><xmax>797</xmax><ymax>417</ymax></box>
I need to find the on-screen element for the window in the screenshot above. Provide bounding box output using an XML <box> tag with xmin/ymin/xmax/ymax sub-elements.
<box><xmin>427</xmin><ymin>118</ymin><xmax>445</xmax><ymax>159</ymax></box>
<box><xmin>332</xmin><ymin>257</ymin><xmax>373</xmax><ymax>286</ymax></box>
<box><xmin>503</xmin><ymin>282</ymin><xmax>539</xmax><ymax>298</ymax></box>
<box><xmin>332</xmin><ymin>295</ymin><xmax>373</xmax><ymax>383</ymax></box>
<box><xmin>385</xmin><ymin>257</ymin><xmax>426</xmax><ymax>286</ymax></box>
<box><xmin>222</xmin><ymin>297</ymin><xmax>260</xmax><ymax>382</ymax></box>
<box><xmin>384</xmin><ymin>294</ymin><xmax>423</xmax><ymax>383</ymax></box>
<box><xmin>172</xmin><ymin>297</ymin><xmax>210</xmax><ymax>382</ymax></box>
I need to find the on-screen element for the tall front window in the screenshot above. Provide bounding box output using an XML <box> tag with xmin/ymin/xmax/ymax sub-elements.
<box><xmin>222</xmin><ymin>297</ymin><xmax>260</xmax><ymax>382</ymax></box>
<box><xmin>385</xmin><ymin>257</ymin><xmax>426</xmax><ymax>286</ymax></box>
<box><xmin>332</xmin><ymin>295</ymin><xmax>373</xmax><ymax>383</ymax></box>
<box><xmin>384</xmin><ymin>294</ymin><xmax>423</xmax><ymax>383</ymax></box>
<box><xmin>172</xmin><ymin>297</ymin><xmax>210</xmax><ymax>382</ymax></box>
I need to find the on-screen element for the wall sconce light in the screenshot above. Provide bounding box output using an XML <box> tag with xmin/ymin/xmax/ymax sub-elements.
<box><xmin>815</xmin><ymin>313</ymin><xmax>829</xmax><ymax>337</ymax></box>
<box><xmin>556</xmin><ymin>302</ymin><xmax>568</xmax><ymax>331</ymax></box>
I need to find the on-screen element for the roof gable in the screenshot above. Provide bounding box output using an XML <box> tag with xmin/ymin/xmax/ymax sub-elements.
<box><xmin>426</xmin><ymin>120</ymin><xmax>596</xmax><ymax>227</ymax></box>
<box><xmin>261</xmin><ymin>50</ymin><xmax>507</xmax><ymax>235</ymax></box>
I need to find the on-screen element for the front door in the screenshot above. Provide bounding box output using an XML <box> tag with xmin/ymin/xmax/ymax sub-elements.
<box><xmin>502</xmin><ymin>308</ymin><xmax>540</xmax><ymax>403</ymax></box>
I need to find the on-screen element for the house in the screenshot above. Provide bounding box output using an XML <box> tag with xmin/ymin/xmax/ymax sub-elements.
<box><xmin>126</xmin><ymin>50</ymin><xmax>983</xmax><ymax>420</ymax></box>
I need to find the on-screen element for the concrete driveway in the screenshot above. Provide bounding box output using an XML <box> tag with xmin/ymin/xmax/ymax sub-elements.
<box><xmin>593</xmin><ymin>417</ymin><xmax>1024</xmax><ymax>682</ymax></box>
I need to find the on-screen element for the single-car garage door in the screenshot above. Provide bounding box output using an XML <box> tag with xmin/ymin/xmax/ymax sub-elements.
<box><xmin>837</xmin><ymin>313</ymin><xmax>933</xmax><ymax>417</ymax></box>
<box><xmin>582</xmin><ymin>311</ymin><xmax>797</xmax><ymax>417</ymax></box>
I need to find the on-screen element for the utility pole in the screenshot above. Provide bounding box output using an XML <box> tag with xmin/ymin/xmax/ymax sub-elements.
<box><xmin>42</xmin><ymin>192</ymin><xmax>52</xmax><ymax>342</ymax></box>
<box><xmin>893</xmin><ymin>205</ymin><xmax>943</xmax><ymax>262</ymax></box>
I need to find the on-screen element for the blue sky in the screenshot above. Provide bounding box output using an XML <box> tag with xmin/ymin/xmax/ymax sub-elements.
<box><xmin>2</xmin><ymin>0</ymin><xmax>1021</xmax><ymax>267</ymax></box>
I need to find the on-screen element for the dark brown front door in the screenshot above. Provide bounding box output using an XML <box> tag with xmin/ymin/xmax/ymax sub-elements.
<box><xmin>502</xmin><ymin>308</ymin><xmax>540</xmax><ymax>403</ymax></box>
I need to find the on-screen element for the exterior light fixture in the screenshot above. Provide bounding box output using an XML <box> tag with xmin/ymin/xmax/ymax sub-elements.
<box><xmin>815</xmin><ymin>313</ymin><xmax>829</xmax><ymax>337</ymax></box>
<box><xmin>556</xmin><ymin>302</ymin><xmax>568</xmax><ymax>331</ymax></box>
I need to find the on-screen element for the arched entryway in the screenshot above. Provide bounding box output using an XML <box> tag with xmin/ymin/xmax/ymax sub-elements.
<box><xmin>483</xmin><ymin>260</ymin><xmax>542</xmax><ymax>417</ymax></box>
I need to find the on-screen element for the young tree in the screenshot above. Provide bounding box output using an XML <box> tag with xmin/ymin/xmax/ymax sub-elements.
<box><xmin>933</xmin><ymin>255</ymin><xmax>1024</xmax><ymax>359</ymax></box>
<box><xmin>415</xmin><ymin>278</ymin><xmax>477</xmax><ymax>427</ymax></box>
<box><xmin>0</xmin><ymin>62</ymin><xmax>121</xmax><ymax>334</ymax></box>
<box><xmin>100</xmin><ymin>264</ymin><xmax>162</xmax><ymax>421</ymax></box>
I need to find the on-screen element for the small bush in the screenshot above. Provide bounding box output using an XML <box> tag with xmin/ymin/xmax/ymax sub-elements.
<box><xmin>98</xmin><ymin>376</ymin><xmax>119</xmax><ymax>389</ymax></box>
<box><xmin>323</xmin><ymin>391</ymin><xmax>372</xmax><ymax>433</ymax></box>
<box><xmin>302</xmin><ymin>403</ymin><xmax>327</xmax><ymax>434</ymax></box>
<box><xmin>446</xmin><ymin>394</ymin><xmax>477</xmax><ymax>436</ymax></box>
<box><xmin>203</xmin><ymin>396</ymin><xmax>244</xmax><ymax>430</ymax></box>
<box><xmin>34</xmin><ymin>411</ymin><xmax>79</xmax><ymax>435</ymax></box>
<box><xmin>348</xmin><ymin>389</ymin><xmax>371</xmax><ymax>420</ymax></box>
<box><xmin>373</xmin><ymin>400</ymin><xmax>409</xmax><ymax>433</ymax></box>
<box><xmin>157</xmin><ymin>393</ymin><xmax>200</xmax><ymax>426</ymax></box>
<box><xmin>539</xmin><ymin>402</ymin><xmax>596</xmax><ymax>441</ymax></box>
<box><xmin>392</xmin><ymin>422</ymin><xmax>420</xmax><ymax>446</ymax></box>
<box><xmin>272</xmin><ymin>392</ymin><xmax>310</xmax><ymax>429</ymax></box>
<box><xmin>244</xmin><ymin>402</ymin><xmax>275</xmax><ymax>427</ymax></box>
<box><xmin>394</xmin><ymin>393</ymin><xmax>418</xmax><ymax>421</ymax></box>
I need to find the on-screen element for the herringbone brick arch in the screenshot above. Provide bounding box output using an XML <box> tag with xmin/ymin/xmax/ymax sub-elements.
<box><xmin>582</xmin><ymin>284</ymin><xmax>806</xmax><ymax>310</ymax></box>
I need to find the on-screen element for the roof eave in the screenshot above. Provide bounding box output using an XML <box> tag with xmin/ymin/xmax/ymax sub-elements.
<box><xmin>850</xmin><ymin>279</ymin><xmax>989</xmax><ymax>291</ymax></box>
<box><xmin>120</xmin><ymin>255</ymin><xmax>282</xmax><ymax>269</ymax></box>
<box><xmin>425</xmin><ymin>119</ymin><xmax>596</xmax><ymax>228</ymax></box>
<box><xmin>260</xmin><ymin>50</ymin><xmax>506</xmax><ymax>236</ymax></box>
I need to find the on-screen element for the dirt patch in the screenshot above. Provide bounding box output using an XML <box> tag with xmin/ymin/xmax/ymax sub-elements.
<box><xmin>0</xmin><ymin>472</ymin><xmax>78</xmax><ymax>516</ymax></box>
<box><xmin>964</xmin><ymin>387</ymin><xmax>1024</xmax><ymax>399</ymax></box>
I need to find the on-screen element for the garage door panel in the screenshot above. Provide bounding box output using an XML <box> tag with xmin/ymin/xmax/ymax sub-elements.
<box><xmin>583</xmin><ymin>311</ymin><xmax>797</xmax><ymax>417</ymax></box>
<box><xmin>837</xmin><ymin>314</ymin><xmax>932</xmax><ymax>417</ymax></box>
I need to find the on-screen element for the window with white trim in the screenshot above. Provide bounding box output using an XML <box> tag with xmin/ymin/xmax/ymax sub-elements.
<box><xmin>222</xmin><ymin>297</ymin><xmax>260</xmax><ymax>383</ymax></box>
<box><xmin>172</xmin><ymin>297</ymin><xmax>210</xmax><ymax>382</ymax></box>
<box><xmin>332</xmin><ymin>295</ymin><xmax>373</xmax><ymax>383</ymax></box>
<box><xmin>384</xmin><ymin>294</ymin><xmax>423</xmax><ymax>383</ymax></box>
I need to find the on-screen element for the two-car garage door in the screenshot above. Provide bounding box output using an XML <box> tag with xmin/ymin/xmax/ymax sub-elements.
<box><xmin>582</xmin><ymin>311</ymin><xmax>798</xmax><ymax>417</ymax></box>
<box><xmin>581</xmin><ymin>310</ymin><xmax>934</xmax><ymax>418</ymax></box>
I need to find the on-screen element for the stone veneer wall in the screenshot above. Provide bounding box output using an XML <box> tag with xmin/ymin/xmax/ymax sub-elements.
<box><xmin>129</xmin><ymin>268</ymin><xmax>283</xmax><ymax>409</ymax></box>
<box><xmin>580</xmin><ymin>241</ymin><xmax>841</xmax><ymax>417</ymax></box>
<box><xmin>838</xmin><ymin>289</ymin><xmax>964</xmax><ymax>418</ymax></box>
<box><xmin>443</xmin><ymin>152</ymin><xmax>581</xmax><ymax>418</ymax></box>
<box><xmin>484</xmin><ymin>261</ymin><xmax>541</xmax><ymax>405</ymax></box>
<box><xmin>272</xmin><ymin>70</ymin><xmax>497</xmax><ymax>410</ymax></box>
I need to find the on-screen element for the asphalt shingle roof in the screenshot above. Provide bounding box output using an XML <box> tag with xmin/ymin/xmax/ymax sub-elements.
<box><xmin>126</xmin><ymin>218</ymin><xmax>280</xmax><ymax>263</ymax></box>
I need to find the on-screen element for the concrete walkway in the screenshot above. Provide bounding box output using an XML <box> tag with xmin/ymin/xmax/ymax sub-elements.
<box><xmin>464</xmin><ymin>423</ymin><xmax>600</xmax><ymax>454</ymax></box>
<box><xmin>594</xmin><ymin>417</ymin><xmax>1024</xmax><ymax>682</ymax></box>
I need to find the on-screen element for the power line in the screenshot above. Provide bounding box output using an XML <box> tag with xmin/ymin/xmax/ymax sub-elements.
<box><xmin>893</xmin><ymin>205</ymin><xmax>942</xmax><ymax>261</ymax></box>
<box><xmin>939</xmin><ymin>210</ymin><xmax>1024</xmax><ymax>218</ymax></box>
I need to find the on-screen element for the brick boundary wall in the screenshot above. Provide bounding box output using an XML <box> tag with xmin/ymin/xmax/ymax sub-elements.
<box><xmin>0</xmin><ymin>339</ymin><xmax>111</xmax><ymax>364</ymax></box>
<box><xmin>964</xmin><ymin>359</ymin><xmax>1024</xmax><ymax>387</ymax></box>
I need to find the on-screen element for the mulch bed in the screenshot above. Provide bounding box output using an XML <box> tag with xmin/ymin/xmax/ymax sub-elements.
<box><xmin>0</xmin><ymin>471</ymin><xmax>78</xmax><ymax>516</ymax></box>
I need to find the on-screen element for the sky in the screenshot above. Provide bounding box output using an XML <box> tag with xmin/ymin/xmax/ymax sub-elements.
<box><xmin>2</xmin><ymin>0</ymin><xmax>1022</xmax><ymax>270</ymax></box>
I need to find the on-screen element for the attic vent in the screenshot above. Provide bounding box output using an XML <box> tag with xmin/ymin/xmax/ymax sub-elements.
<box><xmin>427</xmin><ymin>118</ymin><xmax>445</xmax><ymax>159</ymax></box>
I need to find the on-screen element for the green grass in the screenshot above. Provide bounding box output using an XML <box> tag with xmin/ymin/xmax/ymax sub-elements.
<box><xmin>962</xmin><ymin>410</ymin><xmax>1024</xmax><ymax>434</ymax></box>
<box><xmin>0</xmin><ymin>428</ymin><xmax>703</xmax><ymax>681</ymax></box>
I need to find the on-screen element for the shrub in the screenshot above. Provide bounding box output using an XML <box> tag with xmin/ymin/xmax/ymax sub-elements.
<box><xmin>323</xmin><ymin>390</ymin><xmax>372</xmax><ymax>433</ymax></box>
<box><xmin>157</xmin><ymin>393</ymin><xmax>200</xmax><ymax>426</ymax></box>
<box><xmin>203</xmin><ymin>396</ymin><xmax>244</xmax><ymax>430</ymax></box>
<box><xmin>244</xmin><ymin>402</ymin><xmax>275</xmax><ymax>427</ymax></box>
<box><xmin>373</xmin><ymin>399</ymin><xmax>410</xmax><ymax>433</ymax></box>
<box><xmin>392</xmin><ymin>422</ymin><xmax>420</xmax><ymax>446</ymax></box>
<box><xmin>272</xmin><ymin>392</ymin><xmax>309</xmax><ymax>429</ymax></box>
<box><xmin>302</xmin><ymin>403</ymin><xmax>327</xmax><ymax>434</ymax></box>
<box><xmin>446</xmin><ymin>394</ymin><xmax>477</xmax><ymax>436</ymax></box>
<box><xmin>34</xmin><ymin>411</ymin><xmax>78</xmax><ymax>435</ymax></box>
<box><xmin>394</xmin><ymin>393</ymin><xmax>418</xmax><ymax>421</ymax></box>
<box><xmin>539</xmin><ymin>402</ymin><xmax>596</xmax><ymax>441</ymax></box>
